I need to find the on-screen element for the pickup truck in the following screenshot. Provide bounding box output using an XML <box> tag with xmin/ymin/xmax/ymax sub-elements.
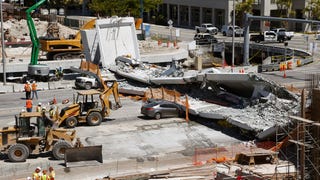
<box><xmin>195</xmin><ymin>23</ymin><xmax>219</xmax><ymax>35</ymax></box>
<box><xmin>75</xmin><ymin>75</ymin><xmax>98</xmax><ymax>90</ymax></box>
<box><xmin>193</xmin><ymin>33</ymin><xmax>218</xmax><ymax>45</ymax></box>
<box><xmin>250</xmin><ymin>31</ymin><xmax>287</xmax><ymax>43</ymax></box>
<box><xmin>271</xmin><ymin>28</ymin><xmax>294</xmax><ymax>40</ymax></box>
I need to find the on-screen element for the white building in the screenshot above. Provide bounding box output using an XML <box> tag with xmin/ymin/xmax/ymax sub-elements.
<box><xmin>157</xmin><ymin>0</ymin><xmax>312</xmax><ymax>32</ymax></box>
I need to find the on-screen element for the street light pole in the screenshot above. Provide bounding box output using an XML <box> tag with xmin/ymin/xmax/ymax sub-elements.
<box><xmin>140</xmin><ymin>0</ymin><xmax>144</xmax><ymax>39</ymax></box>
<box><xmin>232</xmin><ymin>0</ymin><xmax>235</xmax><ymax>72</ymax></box>
<box><xmin>1</xmin><ymin>1</ymin><xmax>6</xmax><ymax>85</ymax></box>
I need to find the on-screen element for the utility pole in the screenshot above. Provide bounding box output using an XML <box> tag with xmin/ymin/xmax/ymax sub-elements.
<box><xmin>232</xmin><ymin>0</ymin><xmax>235</xmax><ymax>72</ymax></box>
<box><xmin>140</xmin><ymin>0</ymin><xmax>144</xmax><ymax>39</ymax></box>
<box><xmin>1</xmin><ymin>1</ymin><xmax>6</xmax><ymax>85</ymax></box>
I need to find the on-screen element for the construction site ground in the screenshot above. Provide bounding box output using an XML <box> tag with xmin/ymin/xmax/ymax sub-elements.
<box><xmin>0</xmin><ymin>93</ymin><xmax>244</xmax><ymax>180</ymax></box>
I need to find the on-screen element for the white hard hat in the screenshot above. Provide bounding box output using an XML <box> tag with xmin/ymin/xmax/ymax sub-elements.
<box><xmin>38</xmin><ymin>102</ymin><xmax>42</xmax><ymax>106</ymax></box>
<box><xmin>36</xmin><ymin>167</ymin><xmax>41</xmax><ymax>170</ymax></box>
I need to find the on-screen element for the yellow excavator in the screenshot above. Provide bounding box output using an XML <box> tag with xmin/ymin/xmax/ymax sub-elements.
<box><xmin>39</xmin><ymin>18</ymin><xmax>96</xmax><ymax>60</ymax></box>
<box><xmin>52</xmin><ymin>60</ymin><xmax>122</xmax><ymax>128</ymax></box>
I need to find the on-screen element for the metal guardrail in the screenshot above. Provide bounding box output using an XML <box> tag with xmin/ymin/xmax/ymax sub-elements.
<box><xmin>259</xmin><ymin>56</ymin><xmax>313</xmax><ymax>72</ymax></box>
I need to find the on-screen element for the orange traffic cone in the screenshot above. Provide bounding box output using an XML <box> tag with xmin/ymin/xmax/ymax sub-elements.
<box><xmin>223</xmin><ymin>60</ymin><xmax>228</xmax><ymax>68</ymax></box>
<box><xmin>158</xmin><ymin>39</ymin><xmax>162</xmax><ymax>46</ymax></box>
<box><xmin>283</xmin><ymin>71</ymin><xmax>286</xmax><ymax>78</ymax></box>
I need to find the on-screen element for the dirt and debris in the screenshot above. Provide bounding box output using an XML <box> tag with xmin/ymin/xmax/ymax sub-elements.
<box><xmin>1</xmin><ymin>18</ymin><xmax>78</xmax><ymax>41</ymax></box>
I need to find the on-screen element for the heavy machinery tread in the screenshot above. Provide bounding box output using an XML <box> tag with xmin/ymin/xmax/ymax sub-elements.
<box><xmin>87</xmin><ymin>112</ymin><xmax>102</xmax><ymax>126</ymax></box>
<box><xmin>65</xmin><ymin>116</ymin><xmax>78</xmax><ymax>128</ymax></box>
<box><xmin>52</xmin><ymin>140</ymin><xmax>72</xmax><ymax>160</ymax></box>
<box><xmin>8</xmin><ymin>143</ymin><xmax>30</xmax><ymax>162</ymax></box>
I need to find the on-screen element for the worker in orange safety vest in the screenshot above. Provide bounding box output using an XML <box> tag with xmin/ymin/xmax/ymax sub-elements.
<box><xmin>24</xmin><ymin>81</ymin><xmax>31</xmax><ymax>99</ymax></box>
<box><xmin>31</xmin><ymin>81</ymin><xmax>38</xmax><ymax>99</ymax></box>
<box><xmin>26</xmin><ymin>98</ymin><xmax>33</xmax><ymax>112</ymax></box>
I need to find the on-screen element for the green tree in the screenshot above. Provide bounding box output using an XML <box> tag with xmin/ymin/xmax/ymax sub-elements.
<box><xmin>89</xmin><ymin>0</ymin><xmax>162</xmax><ymax>17</ymax></box>
<box><xmin>275</xmin><ymin>0</ymin><xmax>295</xmax><ymax>28</ymax></box>
<box><xmin>304</xmin><ymin>0</ymin><xmax>320</xmax><ymax>20</ymax></box>
<box><xmin>235</xmin><ymin>0</ymin><xmax>254</xmax><ymax>26</ymax></box>
<box><xmin>276</xmin><ymin>0</ymin><xmax>294</xmax><ymax>18</ymax></box>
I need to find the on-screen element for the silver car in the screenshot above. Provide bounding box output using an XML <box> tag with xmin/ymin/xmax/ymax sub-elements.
<box><xmin>141</xmin><ymin>100</ymin><xmax>183</xmax><ymax>120</ymax></box>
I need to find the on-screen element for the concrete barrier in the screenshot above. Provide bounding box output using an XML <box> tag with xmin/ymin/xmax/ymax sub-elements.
<box><xmin>0</xmin><ymin>84</ymin><xmax>14</xmax><ymax>93</ymax></box>
<box><xmin>48</xmin><ymin>80</ymin><xmax>74</xmax><ymax>90</ymax></box>
<box><xmin>0</xmin><ymin>80</ymin><xmax>74</xmax><ymax>94</ymax></box>
<box><xmin>37</xmin><ymin>82</ymin><xmax>50</xmax><ymax>91</ymax></box>
<box><xmin>13</xmin><ymin>83</ymin><xmax>25</xmax><ymax>93</ymax></box>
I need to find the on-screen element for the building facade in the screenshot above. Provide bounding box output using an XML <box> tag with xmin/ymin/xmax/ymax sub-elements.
<box><xmin>158</xmin><ymin>0</ymin><xmax>311</xmax><ymax>32</ymax></box>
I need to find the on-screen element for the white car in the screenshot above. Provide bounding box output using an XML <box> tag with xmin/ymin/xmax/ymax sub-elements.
<box><xmin>221</xmin><ymin>25</ymin><xmax>243</xmax><ymax>37</ymax></box>
<box><xmin>75</xmin><ymin>76</ymin><xmax>98</xmax><ymax>90</ymax></box>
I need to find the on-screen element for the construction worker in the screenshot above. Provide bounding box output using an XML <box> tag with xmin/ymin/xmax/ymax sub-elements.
<box><xmin>36</xmin><ymin>103</ymin><xmax>42</xmax><ymax>112</ymax></box>
<box><xmin>49</xmin><ymin>105</ymin><xmax>57</xmax><ymax>120</ymax></box>
<box><xmin>41</xmin><ymin>169</ymin><xmax>48</xmax><ymax>180</ymax></box>
<box><xmin>48</xmin><ymin>166</ymin><xmax>55</xmax><ymax>180</ymax></box>
<box><xmin>24</xmin><ymin>81</ymin><xmax>31</xmax><ymax>99</ymax></box>
<box><xmin>31</xmin><ymin>81</ymin><xmax>38</xmax><ymax>99</ymax></box>
<box><xmin>32</xmin><ymin>167</ymin><xmax>42</xmax><ymax>180</ymax></box>
<box><xmin>26</xmin><ymin>98</ymin><xmax>33</xmax><ymax>112</ymax></box>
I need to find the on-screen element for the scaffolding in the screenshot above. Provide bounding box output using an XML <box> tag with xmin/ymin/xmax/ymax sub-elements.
<box><xmin>274</xmin><ymin>73</ymin><xmax>320</xmax><ymax>180</ymax></box>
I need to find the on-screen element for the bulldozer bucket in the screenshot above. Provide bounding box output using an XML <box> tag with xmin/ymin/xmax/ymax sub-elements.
<box><xmin>64</xmin><ymin>145</ymin><xmax>103</xmax><ymax>167</ymax></box>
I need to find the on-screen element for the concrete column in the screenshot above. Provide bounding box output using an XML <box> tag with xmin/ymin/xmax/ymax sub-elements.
<box><xmin>212</xmin><ymin>8</ymin><xmax>215</xmax><ymax>26</ymax></box>
<box><xmin>261</xmin><ymin>0</ymin><xmax>271</xmax><ymax>31</ymax></box>
<box><xmin>167</xmin><ymin>4</ymin><xmax>170</xmax><ymax>21</ymax></box>
<box><xmin>227</xmin><ymin>1</ymin><xmax>232</xmax><ymax>24</ymax></box>
<box><xmin>195</xmin><ymin>56</ymin><xmax>202</xmax><ymax>70</ymax></box>
<box><xmin>188</xmin><ymin>6</ymin><xmax>191</xmax><ymax>26</ymax></box>
<box><xmin>200</xmin><ymin>7</ymin><xmax>203</xmax><ymax>24</ymax></box>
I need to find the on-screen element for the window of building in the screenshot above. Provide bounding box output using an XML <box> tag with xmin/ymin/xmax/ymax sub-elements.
<box><xmin>191</xmin><ymin>7</ymin><xmax>200</xmax><ymax>26</ymax></box>
<box><xmin>202</xmin><ymin>8</ymin><xmax>212</xmax><ymax>24</ymax></box>
<box><xmin>214</xmin><ymin>9</ymin><xmax>225</xmax><ymax>29</ymax></box>
<box><xmin>169</xmin><ymin>4</ymin><xmax>178</xmax><ymax>23</ymax></box>
<box><xmin>180</xmin><ymin>5</ymin><xmax>189</xmax><ymax>26</ymax></box>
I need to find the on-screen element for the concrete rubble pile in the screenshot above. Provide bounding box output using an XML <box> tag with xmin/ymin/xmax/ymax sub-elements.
<box><xmin>115</xmin><ymin>59</ymin><xmax>300</xmax><ymax>138</ymax></box>
<box><xmin>1</xmin><ymin>18</ymin><xmax>77</xmax><ymax>41</ymax></box>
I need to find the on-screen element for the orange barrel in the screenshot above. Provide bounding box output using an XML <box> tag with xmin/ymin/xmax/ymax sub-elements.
<box><xmin>283</xmin><ymin>63</ymin><xmax>287</xmax><ymax>70</ymax></box>
<box><xmin>297</xmin><ymin>59</ymin><xmax>301</xmax><ymax>66</ymax></box>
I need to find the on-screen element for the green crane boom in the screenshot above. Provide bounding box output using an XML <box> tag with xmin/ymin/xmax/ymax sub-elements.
<box><xmin>26</xmin><ymin>0</ymin><xmax>50</xmax><ymax>81</ymax></box>
<box><xmin>26</xmin><ymin>0</ymin><xmax>47</xmax><ymax>65</ymax></box>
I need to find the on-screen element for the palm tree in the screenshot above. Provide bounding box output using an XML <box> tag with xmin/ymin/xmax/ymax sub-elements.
<box><xmin>235</xmin><ymin>0</ymin><xmax>254</xmax><ymax>26</ymax></box>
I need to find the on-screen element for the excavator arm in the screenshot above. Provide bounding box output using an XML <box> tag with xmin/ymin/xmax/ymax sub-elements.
<box><xmin>26</xmin><ymin>0</ymin><xmax>47</xmax><ymax>65</ymax></box>
<box><xmin>100</xmin><ymin>81</ymin><xmax>122</xmax><ymax>116</ymax></box>
<box><xmin>71</xmin><ymin>60</ymin><xmax>122</xmax><ymax>116</ymax></box>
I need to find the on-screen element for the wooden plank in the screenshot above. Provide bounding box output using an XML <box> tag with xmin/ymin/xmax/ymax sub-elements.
<box><xmin>289</xmin><ymin>116</ymin><xmax>314</xmax><ymax>124</ymax></box>
<box><xmin>288</xmin><ymin>140</ymin><xmax>313</xmax><ymax>148</ymax></box>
